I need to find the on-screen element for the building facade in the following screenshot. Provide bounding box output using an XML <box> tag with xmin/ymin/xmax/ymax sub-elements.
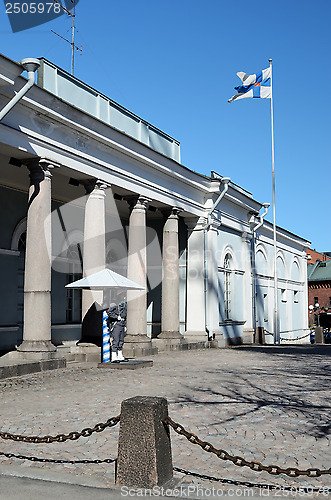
<box><xmin>0</xmin><ymin>54</ymin><xmax>310</xmax><ymax>357</ymax></box>
<box><xmin>308</xmin><ymin>260</ymin><xmax>331</xmax><ymax>310</ymax></box>
<box><xmin>308</xmin><ymin>259</ymin><xmax>331</xmax><ymax>329</ymax></box>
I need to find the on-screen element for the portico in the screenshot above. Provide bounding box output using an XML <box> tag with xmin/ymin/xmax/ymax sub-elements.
<box><xmin>0</xmin><ymin>148</ymin><xmax>190</xmax><ymax>357</ymax></box>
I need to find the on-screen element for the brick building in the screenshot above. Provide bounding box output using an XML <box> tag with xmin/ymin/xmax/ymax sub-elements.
<box><xmin>306</xmin><ymin>249</ymin><xmax>330</xmax><ymax>265</ymax></box>
<box><xmin>308</xmin><ymin>259</ymin><xmax>331</xmax><ymax>328</ymax></box>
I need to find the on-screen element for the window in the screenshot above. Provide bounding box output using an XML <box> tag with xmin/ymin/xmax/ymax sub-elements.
<box><xmin>224</xmin><ymin>254</ymin><xmax>232</xmax><ymax>320</ymax></box>
<box><xmin>281</xmin><ymin>289</ymin><xmax>287</xmax><ymax>302</ymax></box>
<box><xmin>17</xmin><ymin>231</ymin><xmax>26</xmax><ymax>253</ymax></box>
<box><xmin>294</xmin><ymin>291</ymin><xmax>299</xmax><ymax>303</ymax></box>
<box><xmin>66</xmin><ymin>273</ymin><xmax>82</xmax><ymax>323</ymax></box>
<box><xmin>314</xmin><ymin>297</ymin><xmax>319</xmax><ymax>306</ymax></box>
<box><xmin>329</xmin><ymin>297</ymin><xmax>331</xmax><ymax>307</ymax></box>
<box><xmin>263</xmin><ymin>293</ymin><xmax>268</xmax><ymax>322</ymax></box>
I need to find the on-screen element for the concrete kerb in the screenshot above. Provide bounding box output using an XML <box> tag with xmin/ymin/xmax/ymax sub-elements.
<box><xmin>0</xmin><ymin>357</ymin><xmax>66</xmax><ymax>380</ymax></box>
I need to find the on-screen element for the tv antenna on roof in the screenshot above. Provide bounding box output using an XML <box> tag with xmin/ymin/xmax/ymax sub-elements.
<box><xmin>51</xmin><ymin>0</ymin><xmax>82</xmax><ymax>76</ymax></box>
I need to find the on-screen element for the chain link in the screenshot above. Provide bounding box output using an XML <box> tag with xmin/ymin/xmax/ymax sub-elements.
<box><xmin>165</xmin><ymin>416</ymin><xmax>331</xmax><ymax>478</ymax></box>
<box><xmin>280</xmin><ymin>331</ymin><xmax>312</xmax><ymax>341</ymax></box>
<box><xmin>0</xmin><ymin>450</ymin><xmax>116</xmax><ymax>464</ymax></box>
<box><xmin>264</xmin><ymin>329</ymin><xmax>312</xmax><ymax>341</ymax></box>
<box><xmin>0</xmin><ymin>450</ymin><xmax>323</xmax><ymax>494</ymax></box>
<box><xmin>0</xmin><ymin>415</ymin><xmax>120</xmax><ymax>444</ymax></box>
<box><xmin>173</xmin><ymin>467</ymin><xmax>322</xmax><ymax>493</ymax></box>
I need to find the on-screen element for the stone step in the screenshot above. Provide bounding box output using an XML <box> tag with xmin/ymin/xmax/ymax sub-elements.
<box><xmin>0</xmin><ymin>358</ymin><xmax>66</xmax><ymax>380</ymax></box>
<box><xmin>23</xmin><ymin>338</ymin><xmax>223</xmax><ymax>366</ymax></box>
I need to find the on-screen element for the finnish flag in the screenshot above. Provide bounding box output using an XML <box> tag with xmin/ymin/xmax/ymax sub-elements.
<box><xmin>228</xmin><ymin>67</ymin><xmax>271</xmax><ymax>103</ymax></box>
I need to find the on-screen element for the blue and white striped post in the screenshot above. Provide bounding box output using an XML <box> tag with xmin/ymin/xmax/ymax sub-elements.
<box><xmin>102</xmin><ymin>310</ymin><xmax>110</xmax><ymax>363</ymax></box>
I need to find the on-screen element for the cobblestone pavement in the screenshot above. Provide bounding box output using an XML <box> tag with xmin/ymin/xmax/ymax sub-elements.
<box><xmin>0</xmin><ymin>345</ymin><xmax>330</xmax><ymax>496</ymax></box>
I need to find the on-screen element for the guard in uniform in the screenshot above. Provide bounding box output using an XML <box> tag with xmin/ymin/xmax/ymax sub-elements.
<box><xmin>107</xmin><ymin>300</ymin><xmax>128</xmax><ymax>363</ymax></box>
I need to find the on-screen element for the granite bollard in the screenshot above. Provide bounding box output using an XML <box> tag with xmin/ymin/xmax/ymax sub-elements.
<box><xmin>116</xmin><ymin>396</ymin><xmax>173</xmax><ymax>488</ymax></box>
<box><xmin>314</xmin><ymin>326</ymin><xmax>324</xmax><ymax>344</ymax></box>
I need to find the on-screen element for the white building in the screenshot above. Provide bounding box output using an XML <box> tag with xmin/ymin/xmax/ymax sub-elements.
<box><xmin>0</xmin><ymin>54</ymin><xmax>310</xmax><ymax>360</ymax></box>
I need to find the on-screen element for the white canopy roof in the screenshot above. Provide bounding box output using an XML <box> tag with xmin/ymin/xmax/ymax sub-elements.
<box><xmin>65</xmin><ymin>268</ymin><xmax>144</xmax><ymax>290</ymax></box>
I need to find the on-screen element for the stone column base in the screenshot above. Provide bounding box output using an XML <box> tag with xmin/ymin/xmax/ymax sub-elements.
<box><xmin>158</xmin><ymin>331</ymin><xmax>183</xmax><ymax>340</ymax></box>
<box><xmin>242</xmin><ymin>328</ymin><xmax>254</xmax><ymax>345</ymax></box>
<box><xmin>154</xmin><ymin>331</ymin><xmax>185</xmax><ymax>350</ymax></box>
<box><xmin>123</xmin><ymin>334</ymin><xmax>157</xmax><ymax>357</ymax></box>
<box><xmin>184</xmin><ymin>330</ymin><xmax>208</xmax><ymax>343</ymax></box>
<box><xmin>211</xmin><ymin>330</ymin><xmax>227</xmax><ymax>348</ymax></box>
<box><xmin>71</xmin><ymin>343</ymin><xmax>101</xmax><ymax>363</ymax></box>
<box><xmin>15</xmin><ymin>341</ymin><xmax>59</xmax><ymax>361</ymax></box>
<box><xmin>15</xmin><ymin>351</ymin><xmax>60</xmax><ymax>361</ymax></box>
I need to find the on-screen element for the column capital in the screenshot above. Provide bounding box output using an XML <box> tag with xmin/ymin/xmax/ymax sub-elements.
<box><xmin>95</xmin><ymin>179</ymin><xmax>110</xmax><ymax>191</ymax></box>
<box><xmin>39</xmin><ymin>157</ymin><xmax>61</xmax><ymax>170</ymax></box>
<box><xmin>242</xmin><ymin>231</ymin><xmax>252</xmax><ymax>243</ymax></box>
<box><xmin>24</xmin><ymin>157</ymin><xmax>59</xmax><ymax>181</ymax></box>
<box><xmin>126</xmin><ymin>195</ymin><xmax>151</xmax><ymax>211</ymax></box>
<box><xmin>81</xmin><ymin>179</ymin><xmax>110</xmax><ymax>194</ymax></box>
<box><xmin>162</xmin><ymin>207</ymin><xmax>183</xmax><ymax>219</ymax></box>
<box><xmin>184</xmin><ymin>216</ymin><xmax>206</xmax><ymax>232</ymax></box>
<box><xmin>208</xmin><ymin>218</ymin><xmax>222</xmax><ymax>231</ymax></box>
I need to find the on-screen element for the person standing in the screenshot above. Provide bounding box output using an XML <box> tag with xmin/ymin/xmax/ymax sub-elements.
<box><xmin>107</xmin><ymin>298</ymin><xmax>128</xmax><ymax>363</ymax></box>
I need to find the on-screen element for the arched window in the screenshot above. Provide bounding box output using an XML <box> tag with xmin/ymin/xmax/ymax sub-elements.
<box><xmin>224</xmin><ymin>254</ymin><xmax>232</xmax><ymax>320</ymax></box>
<box><xmin>17</xmin><ymin>232</ymin><xmax>27</xmax><ymax>253</ymax></box>
<box><xmin>11</xmin><ymin>218</ymin><xmax>27</xmax><ymax>335</ymax></box>
<box><xmin>256</xmin><ymin>250</ymin><xmax>268</xmax><ymax>276</ymax></box>
<box><xmin>277</xmin><ymin>256</ymin><xmax>286</xmax><ymax>280</ymax></box>
<box><xmin>11</xmin><ymin>218</ymin><xmax>27</xmax><ymax>254</ymax></box>
<box><xmin>291</xmin><ymin>261</ymin><xmax>300</xmax><ymax>282</ymax></box>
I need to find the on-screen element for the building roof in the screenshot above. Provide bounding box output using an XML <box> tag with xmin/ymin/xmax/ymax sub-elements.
<box><xmin>306</xmin><ymin>249</ymin><xmax>331</xmax><ymax>264</ymax></box>
<box><xmin>308</xmin><ymin>259</ymin><xmax>331</xmax><ymax>282</ymax></box>
<box><xmin>37</xmin><ymin>58</ymin><xmax>181</xmax><ymax>163</ymax></box>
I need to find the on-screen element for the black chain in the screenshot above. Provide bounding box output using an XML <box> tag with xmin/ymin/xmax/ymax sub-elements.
<box><xmin>264</xmin><ymin>329</ymin><xmax>311</xmax><ymax>341</ymax></box>
<box><xmin>280</xmin><ymin>332</ymin><xmax>311</xmax><ymax>341</ymax></box>
<box><xmin>0</xmin><ymin>451</ymin><xmax>323</xmax><ymax>493</ymax></box>
<box><xmin>166</xmin><ymin>416</ymin><xmax>331</xmax><ymax>478</ymax></box>
<box><xmin>0</xmin><ymin>415</ymin><xmax>120</xmax><ymax>444</ymax></box>
<box><xmin>0</xmin><ymin>450</ymin><xmax>116</xmax><ymax>464</ymax></box>
<box><xmin>173</xmin><ymin>467</ymin><xmax>322</xmax><ymax>493</ymax></box>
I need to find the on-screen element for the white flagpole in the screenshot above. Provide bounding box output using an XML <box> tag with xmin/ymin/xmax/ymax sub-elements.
<box><xmin>269</xmin><ymin>58</ymin><xmax>279</xmax><ymax>345</ymax></box>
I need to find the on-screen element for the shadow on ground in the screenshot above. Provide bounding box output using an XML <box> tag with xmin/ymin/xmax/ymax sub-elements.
<box><xmin>173</xmin><ymin>345</ymin><xmax>331</xmax><ymax>439</ymax></box>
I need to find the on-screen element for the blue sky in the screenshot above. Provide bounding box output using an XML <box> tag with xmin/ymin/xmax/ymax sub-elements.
<box><xmin>0</xmin><ymin>0</ymin><xmax>330</xmax><ymax>251</ymax></box>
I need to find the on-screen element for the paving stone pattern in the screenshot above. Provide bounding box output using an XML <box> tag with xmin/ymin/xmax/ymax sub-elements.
<box><xmin>0</xmin><ymin>346</ymin><xmax>330</xmax><ymax>493</ymax></box>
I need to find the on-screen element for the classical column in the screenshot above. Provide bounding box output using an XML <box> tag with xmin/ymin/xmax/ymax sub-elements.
<box><xmin>159</xmin><ymin>208</ymin><xmax>183</xmax><ymax>339</ymax></box>
<box><xmin>125</xmin><ymin>196</ymin><xmax>153</xmax><ymax>352</ymax></box>
<box><xmin>82</xmin><ymin>180</ymin><xmax>107</xmax><ymax>322</ymax></box>
<box><xmin>18</xmin><ymin>159</ymin><xmax>56</xmax><ymax>356</ymax></box>
<box><xmin>184</xmin><ymin>217</ymin><xmax>206</xmax><ymax>341</ymax></box>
